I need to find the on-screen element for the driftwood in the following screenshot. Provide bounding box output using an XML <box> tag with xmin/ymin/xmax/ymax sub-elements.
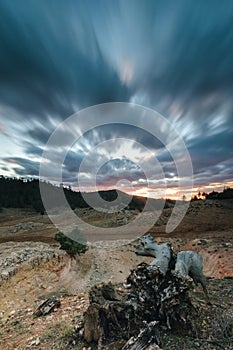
<box><xmin>135</xmin><ymin>234</ymin><xmax>176</xmax><ymax>275</ymax></box>
<box><xmin>136</xmin><ymin>234</ymin><xmax>208</xmax><ymax>298</ymax></box>
<box><xmin>81</xmin><ymin>235</ymin><xmax>209</xmax><ymax>349</ymax></box>
<box><xmin>33</xmin><ymin>296</ymin><xmax>61</xmax><ymax>317</ymax></box>
<box><xmin>174</xmin><ymin>250</ymin><xmax>209</xmax><ymax>298</ymax></box>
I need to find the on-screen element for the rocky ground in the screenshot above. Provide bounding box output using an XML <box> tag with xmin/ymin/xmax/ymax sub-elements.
<box><xmin>0</xmin><ymin>199</ymin><xmax>232</xmax><ymax>349</ymax></box>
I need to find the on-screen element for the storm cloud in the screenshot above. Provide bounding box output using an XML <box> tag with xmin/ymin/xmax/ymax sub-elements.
<box><xmin>0</xmin><ymin>0</ymin><xmax>233</xmax><ymax>197</ymax></box>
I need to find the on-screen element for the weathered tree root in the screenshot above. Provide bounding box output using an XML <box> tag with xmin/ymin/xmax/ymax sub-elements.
<box><xmin>81</xmin><ymin>236</ymin><xmax>210</xmax><ymax>349</ymax></box>
<box><xmin>82</xmin><ymin>263</ymin><xmax>196</xmax><ymax>349</ymax></box>
<box><xmin>135</xmin><ymin>234</ymin><xmax>208</xmax><ymax>299</ymax></box>
<box><xmin>83</xmin><ymin>282</ymin><xmax>135</xmax><ymax>345</ymax></box>
<box><xmin>122</xmin><ymin>321</ymin><xmax>162</xmax><ymax>350</ymax></box>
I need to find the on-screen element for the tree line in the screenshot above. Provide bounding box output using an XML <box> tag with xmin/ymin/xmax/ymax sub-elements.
<box><xmin>0</xmin><ymin>176</ymin><xmax>89</xmax><ymax>213</ymax></box>
<box><xmin>0</xmin><ymin>176</ymin><xmax>163</xmax><ymax>213</ymax></box>
<box><xmin>191</xmin><ymin>187</ymin><xmax>233</xmax><ymax>201</ymax></box>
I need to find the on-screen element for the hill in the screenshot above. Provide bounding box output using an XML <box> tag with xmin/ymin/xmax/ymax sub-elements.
<box><xmin>0</xmin><ymin>176</ymin><xmax>174</xmax><ymax>213</ymax></box>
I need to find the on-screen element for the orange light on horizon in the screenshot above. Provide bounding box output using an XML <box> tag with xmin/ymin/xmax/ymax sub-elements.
<box><xmin>126</xmin><ymin>187</ymin><xmax>149</xmax><ymax>198</ymax></box>
<box><xmin>70</xmin><ymin>180</ymin><xmax>233</xmax><ymax>201</ymax></box>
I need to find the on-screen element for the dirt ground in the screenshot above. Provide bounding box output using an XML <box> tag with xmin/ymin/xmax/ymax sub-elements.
<box><xmin>0</xmin><ymin>199</ymin><xmax>232</xmax><ymax>349</ymax></box>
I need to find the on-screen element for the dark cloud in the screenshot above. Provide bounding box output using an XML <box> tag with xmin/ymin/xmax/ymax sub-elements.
<box><xmin>63</xmin><ymin>150</ymin><xmax>85</xmax><ymax>173</ymax></box>
<box><xmin>131</xmin><ymin>2</ymin><xmax>233</xmax><ymax>114</ymax></box>
<box><xmin>23</xmin><ymin>142</ymin><xmax>44</xmax><ymax>157</ymax></box>
<box><xmin>4</xmin><ymin>157</ymin><xmax>40</xmax><ymax>177</ymax></box>
<box><xmin>0</xmin><ymin>0</ymin><xmax>233</xmax><ymax>193</ymax></box>
<box><xmin>97</xmin><ymin>158</ymin><xmax>145</xmax><ymax>183</ymax></box>
<box><xmin>27</xmin><ymin>127</ymin><xmax>53</xmax><ymax>145</ymax></box>
<box><xmin>0</xmin><ymin>0</ymin><xmax>129</xmax><ymax>122</ymax></box>
<box><xmin>189</xmin><ymin>129</ymin><xmax>233</xmax><ymax>174</ymax></box>
<box><xmin>194</xmin><ymin>160</ymin><xmax>233</xmax><ymax>187</ymax></box>
<box><xmin>80</xmin><ymin>124</ymin><xmax>164</xmax><ymax>151</ymax></box>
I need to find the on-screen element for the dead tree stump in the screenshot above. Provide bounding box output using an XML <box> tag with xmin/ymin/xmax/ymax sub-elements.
<box><xmin>122</xmin><ymin>321</ymin><xmax>162</xmax><ymax>350</ymax></box>
<box><xmin>83</xmin><ymin>282</ymin><xmax>135</xmax><ymax>345</ymax></box>
<box><xmin>82</xmin><ymin>265</ymin><xmax>195</xmax><ymax>348</ymax></box>
<box><xmin>82</xmin><ymin>235</ymin><xmax>207</xmax><ymax>348</ymax></box>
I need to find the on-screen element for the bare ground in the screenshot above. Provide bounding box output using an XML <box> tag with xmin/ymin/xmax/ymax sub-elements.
<box><xmin>0</xmin><ymin>200</ymin><xmax>232</xmax><ymax>349</ymax></box>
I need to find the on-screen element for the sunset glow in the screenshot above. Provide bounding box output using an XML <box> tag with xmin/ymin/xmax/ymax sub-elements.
<box><xmin>0</xmin><ymin>1</ymin><xmax>232</xmax><ymax>198</ymax></box>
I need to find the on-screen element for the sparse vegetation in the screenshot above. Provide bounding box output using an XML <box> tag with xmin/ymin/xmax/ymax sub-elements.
<box><xmin>41</xmin><ymin>320</ymin><xmax>74</xmax><ymax>348</ymax></box>
<box><xmin>55</xmin><ymin>232</ymin><xmax>88</xmax><ymax>257</ymax></box>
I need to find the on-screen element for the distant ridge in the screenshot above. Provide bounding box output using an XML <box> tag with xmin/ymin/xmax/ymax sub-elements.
<box><xmin>0</xmin><ymin>176</ymin><xmax>174</xmax><ymax>213</ymax></box>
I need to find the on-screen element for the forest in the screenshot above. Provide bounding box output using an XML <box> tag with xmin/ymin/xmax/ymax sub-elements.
<box><xmin>0</xmin><ymin>176</ymin><xmax>163</xmax><ymax>213</ymax></box>
<box><xmin>1</xmin><ymin>176</ymin><xmax>232</xmax><ymax>214</ymax></box>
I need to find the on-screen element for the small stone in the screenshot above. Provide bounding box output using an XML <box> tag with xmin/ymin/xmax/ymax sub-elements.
<box><xmin>197</xmin><ymin>239</ymin><xmax>207</xmax><ymax>245</ymax></box>
<box><xmin>1</xmin><ymin>270</ymin><xmax>9</xmax><ymax>277</ymax></box>
<box><xmin>29</xmin><ymin>337</ymin><xmax>40</xmax><ymax>346</ymax></box>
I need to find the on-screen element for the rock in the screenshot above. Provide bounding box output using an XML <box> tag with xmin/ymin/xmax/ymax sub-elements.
<box><xmin>197</xmin><ymin>239</ymin><xmax>208</xmax><ymax>245</ymax></box>
<box><xmin>28</xmin><ymin>337</ymin><xmax>40</xmax><ymax>347</ymax></box>
<box><xmin>1</xmin><ymin>270</ymin><xmax>9</xmax><ymax>278</ymax></box>
<box><xmin>0</xmin><ymin>242</ymin><xmax>63</xmax><ymax>283</ymax></box>
<box><xmin>10</xmin><ymin>222</ymin><xmax>44</xmax><ymax>234</ymax></box>
<box><xmin>9</xmin><ymin>310</ymin><xmax>16</xmax><ymax>316</ymax></box>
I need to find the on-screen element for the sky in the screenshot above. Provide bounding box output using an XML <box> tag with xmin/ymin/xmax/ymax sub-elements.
<box><xmin>0</xmin><ymin>0</ymin><xmax>233</xmax><ymax>199</ymax></box>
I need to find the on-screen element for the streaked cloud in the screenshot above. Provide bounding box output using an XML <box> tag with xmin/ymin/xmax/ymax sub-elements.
<box><xmin>0</xmin><ymin>0</ymin><xmax>232</xmax><ymax>197</ymax></box>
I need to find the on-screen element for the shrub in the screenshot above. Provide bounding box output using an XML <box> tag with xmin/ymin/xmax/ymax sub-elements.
<box><xmin>55</xmin><ymin>232</ymin><xmax>88</xmax><ymax>257</ymax></box>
